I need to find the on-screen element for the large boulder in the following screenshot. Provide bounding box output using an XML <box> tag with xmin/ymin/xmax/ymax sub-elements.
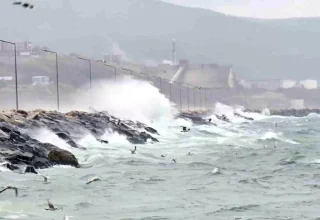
<box><xmin>48</xmin><ymin>150</ymin><xmax>80</xmax><ymax>168</ymax></box>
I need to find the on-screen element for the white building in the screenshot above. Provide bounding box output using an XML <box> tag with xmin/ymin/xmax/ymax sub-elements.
<box><xmin>299</xmin><ymin>79</ymin><xmax>317</xmax><ymax>89</ymax></box>
<box><xmin>281</xmin><ymin>80</ymin><xmax>296</xmax><ymax>89</ymax></box>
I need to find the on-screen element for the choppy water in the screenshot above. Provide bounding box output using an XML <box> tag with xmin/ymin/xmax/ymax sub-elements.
<box><xmin>2</xmin><ymin>109</ymin><xmax>320</xmax><ymax>220</ymax></box>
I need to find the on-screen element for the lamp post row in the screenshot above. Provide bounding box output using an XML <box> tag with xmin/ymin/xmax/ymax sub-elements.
<box><xmin>1</xmin><ymin>40</ymin><xmax>213</xmax><ymax>112</ymax></box>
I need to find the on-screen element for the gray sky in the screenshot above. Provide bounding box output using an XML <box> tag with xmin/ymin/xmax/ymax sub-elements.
<box><xmin>163</xmin><ymin>0</ymin><xmax>320</xmax><ymax>18</ymax></box>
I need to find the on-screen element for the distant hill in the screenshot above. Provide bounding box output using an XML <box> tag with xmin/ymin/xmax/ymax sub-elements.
<box><xmin>1</xmin><ymin>0</ymin><xmax>320</xmax><ymax>80</ymax></box>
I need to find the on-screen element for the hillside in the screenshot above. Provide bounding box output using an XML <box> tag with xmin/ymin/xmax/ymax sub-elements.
<box><xmin>1</xmin><ymin>0</ymin><xmax>320</xmax><ymax>80</ymax></box>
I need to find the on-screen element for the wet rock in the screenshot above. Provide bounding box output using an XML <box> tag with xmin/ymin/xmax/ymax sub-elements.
<box><xmin>56</xmin><ymin>132</ymin><xmax>71</xmax><ymax>141</ymax></box>
<box><xmin>140</xmin><ymin>132</ymin><xmax>159</xmax><ymax>143</ymax></box>
<box><xmin>24</xmin><ymin>165</ymin><xmax>38</xmax><ymax>174</ymax></box>
<box><xmin>2</xmin><ymin>162</ymin><xmax>19</xmax><ymax>171</ymax></box>
<box><xmin>145</xmin><ymin>127</ymin><xmax>159</xmax><ymax>135</ymax></box>
<box><xmin>5</xmin><ymin>153</ymin><xmax>33</xmax><ymax>165</ymax></box>
<box><xmin>127</xmin><ymin>136</ymin><xmax>145</xmax><ymax>144</ymax></box>
<box><xmin>56</xmin><ymin>132</ymin><xmax>80</xmax><ymax>148</ymax></box>
<box><xmin>48</xmin><ymin>150</ymin><xmax>80</xmax><ymax>168</ymax></box>
<box><xmin>234</xmin><ymin>113</ymin><xmax>254</xmax><ymax>121</ymax></box>
<box><xmin>16</xmin><ymin>110</ymin><xmax>28</xmax><ymax>117</ymax></box>
<box><xmin>97</xmin><ymin>139</ymin><xmax>108</xmax><ymax>144</ymax></box>
<box><xmin>178</xmin><ymin>112</ymin><xmax>209</xmax><ymax>125</ymax></box>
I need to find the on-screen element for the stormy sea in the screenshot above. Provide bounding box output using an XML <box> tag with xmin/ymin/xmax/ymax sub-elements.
<box><xmin>0</xmin><ymin>79</ymin><xmax>319</xmax><ymax>220</ymax></box>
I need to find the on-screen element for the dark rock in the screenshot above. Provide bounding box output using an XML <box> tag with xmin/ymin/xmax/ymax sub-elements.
<box><xmin>24</xmin><ymin>165</ymin><xmax>38</xmax><ymax>174</ymax></box>
<box><xmin>5</xmin><ymin>153</ymin><xmax>33</xmax><ymax>165</ymax></box>
<box><xmin>140</xmin><ymin>132</ymin><xmax>159</xmax><ymax>142</ymax></box>
<box><xmin>48</xmin><ymin>150</ymin><xmax>80</xmax><ymax>168</ymax></box>
<box><xmin>56</xmin><ymin>132</ymin><xmax>80</xmax><ymax>148</ymax></box>
<box><xmin>2</xmin><ymin>163</ymin><xmax>19</xmax><ymax>171</ymax></box>
<box><xmin>0</xmin><ymin>125</ymin><xmax>13</xmax><ymax>133</ymax></box>
<box><xmin>127</xmin><ymin>136</ymin><xmax>145</xmax><ymax>144</ymax></box>
<box><xmin>178</xmin><ymin>112</ymin><xmax>209</xmax><ymax>125</ymax></box>
<box><xmin>234</xmin><ymin>113</ymin><xmax>254</xmax><ymax>121</ymax></box>
<box><xmin>97</xmin><ymin>139</ymin><xmax>108</xmax><ymax>144</ymax></box>
<box><xmin>32</xmin><ymin>156</ymin><xmax>51</xmax><ymax>169</ymax></box>
<box><xmin>16</xmin><ymin>110</ymin><xmax>28</xmax><ymax>117</ymax></box>
<box><xmin>56</xmin><ymin>132</ymin><xmax>70</xmax><ymax>141</ymax></box>
<box><xmin>67</xmin><ymin>140</ymin><xmax>79</xmax><ymax>148</ymax></box>
<box><xmin>145</xmin><ymin>126</ymin><xmax>159</xmax><ymax>135</ymax></box>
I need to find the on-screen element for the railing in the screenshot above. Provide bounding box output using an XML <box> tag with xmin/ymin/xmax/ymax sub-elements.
<box><xmin>0</xmin><ymin>41</ymin><xmax>227</xmax><ymax>112</ymax></box>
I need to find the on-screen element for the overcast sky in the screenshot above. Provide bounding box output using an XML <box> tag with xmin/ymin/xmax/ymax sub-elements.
<box><xmin>163</xmin><ymin>0</ymin><xmax>320</xmax><ymax>19</ymax></box>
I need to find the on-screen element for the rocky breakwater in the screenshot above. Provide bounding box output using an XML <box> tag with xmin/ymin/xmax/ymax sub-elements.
<box><xmin>0</xmin><ymin>109</ymin><xmax>159</xmax><ymax>171</ymax></box>
<box><xmin>270</xmin><ymin>109</ymin><xmax>320</xmax><ymax>117</ymax></box>
<box><xmin>246</xmin><ymin>109</ymin><xmax>320</xmax><ymax>117</ymax></box>
<box><xmin>178</xmin><ymin>111</ymin><xmax>213</xmax><ymax>125</ymax></box>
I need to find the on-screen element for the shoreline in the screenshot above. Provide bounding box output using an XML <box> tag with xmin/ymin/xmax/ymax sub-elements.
<box><xmin>1</xmin><ymin>107</ymin><xmax>316</xmax><ymax>172</ymax></box>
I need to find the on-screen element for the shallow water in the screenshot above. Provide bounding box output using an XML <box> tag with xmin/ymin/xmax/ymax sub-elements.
<box><xmin>1</xmin><ymin>113</ymin><xmax>320</xmax><ymax>220</ymax></box>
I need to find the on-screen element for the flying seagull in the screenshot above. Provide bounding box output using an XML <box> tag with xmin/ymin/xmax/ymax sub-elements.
<box><xmin>130</xmin><ymin>146</ymin><xmax>137</xmax><ymax>154</ymax></box>
<box><xmin>96</xmin><ymin>59</ymin><xmax>106</xmax><ymax>63</ymax></box>
<box><xmin>172</xmin><ymin>158</ymin><xmax>177</xmax><ymax>163</ymax></box>
<box><xmin>45</xmin><ymin>199</ymin><xmax>58</xmax><ymax>211</ymax></box>
<box><xmin>0</xmin><ymin>186</ymin><xmax>18</xmax><ymax>197</ymax></box>
<box><xmin>41</xmin><ymin>175</ymin><xmax>50</xmax><ymax>184</ymax></box>
<box><xmin>13</xmin><ymin>2</ymin><xmax>34</xmax><ymax>9</ymax></box>
<box><xmin>86</xmin><ymin>176</ymin><xmax>101</xmax><ymax>185</ymax></box>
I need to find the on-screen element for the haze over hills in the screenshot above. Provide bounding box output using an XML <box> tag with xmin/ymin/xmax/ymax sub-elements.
<box><xmin>1</xmin><ymin>0</ymin><xmax>320</xmax><ymax>80</ymax></box>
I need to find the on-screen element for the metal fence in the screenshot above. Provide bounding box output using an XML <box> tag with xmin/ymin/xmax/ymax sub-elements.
<box><xmin>0</xmin><ymin>41</ymin><xmax>220</xmax><ymax>112</ymax></box>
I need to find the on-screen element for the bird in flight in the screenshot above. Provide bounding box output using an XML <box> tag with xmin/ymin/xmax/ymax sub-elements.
<box><xmin>41</xmin><ymin>175</ymin><xmax>50</xmax><ymax>184</ymax></box>
<box><xmin>45</xmin><ymin>199</ymin><xmax>58</xmax><ymax>211</ymax></box>
<box><xmin>130</xmin><ymin>146</ymin><xmax>137</xmax><ymax>154</ymax></box>
<box><xmin>0</xmin><ymin>186</ymin><xmax>18</xmax><ymax>197</ymax></box>
<box><xmin>13</xmin><ymin>2</ymin><xmax>34</xmax><ymax>9</ymax></box>
<box><xmin>86</xmin><ymin>176</ymin><xmax>101</xmax><ymax>185</ymax></box>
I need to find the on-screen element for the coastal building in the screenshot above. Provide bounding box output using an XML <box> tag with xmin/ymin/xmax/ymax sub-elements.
<box><xmin>281</xmin><ymin>79</ymin><xmax>318</xmax><ymax>89</ymax></box>
<box><xmin>299</xmin><ymin>79</ymin><xmax>317</xmax><ymax>89</ymax></box>
<box><xmin>281</xmin><ymin>80</ymin><xmax>297</xmax><ymax>89</ymax></box>
<box><xmin>177</xmin><ymin>62</ymin><xmax>235</xmax><ymax>88</ymax></box>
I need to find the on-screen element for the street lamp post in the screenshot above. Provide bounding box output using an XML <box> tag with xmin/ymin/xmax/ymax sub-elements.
<box><xmin>0</xmin><ymin>40</ymin><xmax>18</xmax><ymax>110</ymax></box>
<box><xmin>205</xmin><ymin>88</ymin><xmax>208</xmax><ymax>110</ymax></box>
<box><xmin>187</xmin><ymin>87</ymin><xmax>190</xmax><ymax>111</ymax></box>
<box><xmin>169</xmin><ymin>82</ymin><xmax>172</xmax><ymax>102</ymax></box>
<box><xmin>140</xmin><ymin>72</ymin><xmax>150</xmax><ymax>82</ymax></box>
<box><xmin>193</xmin><ymin>87</ymin><xmax>196</xmax><ymax>111</ymax></box>
<box><xmin>158</xmin><ymin>77</ymin><xmax>162</xmax><ymax>92</ymax></box>
<box><xmin>199</xmin><ymin>87</ymin><xmax>202</xmax><ymax>110</ymax></box>
<box><xmin>179</xmin><ymin>83</ymin><xmax>182</xmax><ymax>110</ymax></box>
<box><xmin>122</xmin><ymin>68</ymin><xmax>133</xmax><ymax>76</ymax></box>
<box><xmin>77</xmin><ymin>57</ymin><xmax>92</xmax><ymax>93</ymax></box>
<box><xmin>42</xmin><ymin>49</ymin><xmax>60</xmax><ymax>111</ymax></box>
<box><xmin>104</xmin><ymin>64</ymin><xmax>117</xmax><ymax>82</ymax></box>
